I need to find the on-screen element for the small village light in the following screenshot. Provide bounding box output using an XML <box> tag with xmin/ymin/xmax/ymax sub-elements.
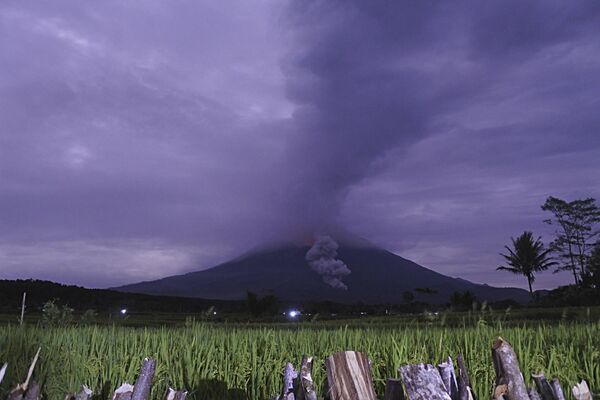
<box><xmin>288</xmin><ymin>310</ymin><xmax>300</xmax><ymax>318</ymax></box>
<box><xmin>120</xmin><ymin>308</ymin><xmax>127</xmax><ymax>315</ymax></box>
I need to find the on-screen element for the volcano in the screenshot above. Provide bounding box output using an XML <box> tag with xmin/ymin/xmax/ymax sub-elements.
<box><xmin>115</xmin><ymin>238</ymin><xmax>530</xmax><ymax>304</ymax></box>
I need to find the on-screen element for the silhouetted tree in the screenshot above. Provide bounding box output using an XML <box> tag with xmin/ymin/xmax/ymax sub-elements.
<box><xmin>449</xmin><ymin>291</ymin><xmax>477</xmax><ymax>311</ymax></box>
<box><xmin>497</xmin><ymin>231</ymin><xmax>556</xmax><ymax>295</ymax></box>
<box><xmin>542</xmin><ymin>197</ymin><xmax>600</xmax><ymax>284</ymax></box>
<box><xmin>583</xmin><ymin>242</ymin><xmax>600</xmax><ymax>289</ymax></box>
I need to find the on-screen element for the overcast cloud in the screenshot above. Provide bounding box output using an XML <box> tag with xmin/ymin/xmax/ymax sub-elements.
<box><xmin>1</xmin><ymin>0</ymin><xmax>599</xmax><ymax>290</ymax></box>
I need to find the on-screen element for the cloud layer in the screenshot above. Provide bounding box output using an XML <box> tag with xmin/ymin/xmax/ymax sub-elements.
<box><xmin>1</xmin><ymin>0</ymin><xmax>599</xmax><ymax>289</ymax></box>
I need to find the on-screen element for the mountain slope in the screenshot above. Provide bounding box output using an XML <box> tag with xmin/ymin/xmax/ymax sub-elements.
<box><xmin>115</xmin><ymin>242</ymin><xmax>530</xmax><ymax>304</ymax></box>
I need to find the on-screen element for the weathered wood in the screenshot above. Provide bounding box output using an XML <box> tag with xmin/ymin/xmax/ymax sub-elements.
<box><xmin>131</xmin><ymin>358</ymin><xmax>156</xmax><ymax>400</ymax></box>
<box><xmin>492</xmin><ymin>383</ymin><xmax>508</xmax><ymax>400</ymax></box>
<box><xmin>550</xmin><ymin>379</ymin><xmax>565</xmax><ymax>400</ymax></box>
<box><xmin>491</xmin><ymin>338</ymin><xmax>529</xmax><ymax>400</ymax></box>
<box><xmin>572</xmin><ymin>380</ymin><xmax>592</xmax><ymax>400</ymax></box>
<box><xmin>0</xmin><ymin>362</ymin><xmax>7</xmax><ymax>385</ymax></box>
<box><xmin>383</xmin><ymin>378</ymin><xmax>405</xmax><ymax>400</ymax></box>
<box><xmin>438</xmin><ymin>357</ymin><xmax>459</xmax><ymax>400</ymax></box>
<box><xmin>532</xmin><ymin>373</ymin><xmax>556</xmax><ymax>400</ymax></box>
<box><xmin>295</xmin><ymin>356</ymin><xmax>317</xmax><ymax>400</ymax></box>
<box><xmin>65</xmin><ymin>385</ymin><xmax>93</xmax><ymax>400</ymax></box>
<box><xmin>165</xmin><ymin>388</ymin><xmax>187</xmax><ymax>400</ymax></box>
<box><xmin>23</xmin><ymin>382</ymin><xmax>41</xmax><ymax>400</ymax></box>
<box><xmin>528</xmin><ymin>387</ymin><xmax>542</xmax><ymax>400</ymax></box>
<box><xmin>113</xmin><ymin>383</ymin><xmax>134</xmax><ymax>400</ymax></box>
<box><xmin>400</xmin><ymin>363</ymin><xmax>451</xmax><ymax>400</ymax></box>
<box><xmin>281</xmin><ymin>362</ymin><xmax>297</xmax><ymax>400</ymax></box>
<box><xmin>7</xmin><ymin>348</ymin><xmax>42</xmax><ymax>400</ymax></box>
<box><xmin>456</xmin><ymin>354</ymin><xmax>475</xmax><ymax>400</ymax></box>
<box><xmin>325</xmin><ymin>351</ymin><xmax>377</xmax><ymax>400</ymax></box>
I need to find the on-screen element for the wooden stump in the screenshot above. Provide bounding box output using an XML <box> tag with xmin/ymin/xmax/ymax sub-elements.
<box><xmin>400</xmin><ymin>363</ymin><xmax>451</xmax><ymax>400</ymax></box>
<box><xmin>295</xmin><ymin>356</ymin><xmax>317</xmax><ymax>400</ymax></box>
<box><xmin>0</xmin><ymin>362</ymin><xmax>7</xmax><ymax>385</ymax></box>
<box><xmin>383</xmin><ymin>378</ymin><xmax>405</xmax><ymax>400</ymax></box>
<box><xmin>550</xmin><ymin>379</ymin><xmax>565</xmax><ymax>400</ymax></box>
<box><xmin>281</xmin><ymin>362</ymin><xmax>297</xmax><ymax>400</ymax></box>
<box><xmin>456</xmin><ymin>354</ymin><xmax>475</xmax><ymax>400</ymax></box>
<box><xmin>532</xmin><ymin>372</ymin><xmax>557</xmax><ymax>400</ymax></box>
<box><xmin>572</xmin><ymin>380</ymin><xmax>592</xmax><ymax>400</ymax></box>
<box><xmin>491</xmin><ymin>338</ymin><xmax>529</xmax><ymax>400</ymax></box>
<box><xmin>438</xmin><ymin>357</ymin><xmax>459</xmax><ymax>400</ymax></box>
<box><xmin>113</xmin><ymin>383</ymin><xmax>134</xmax><ymax>400</ymax></box>
<box><xmin>131</xmin><ymin>358</ymin><xmax>156</xmax><ymax>400</ymax></box>
<box><xmin>325</xmin><ymin>351</ymin><xmax>377</xmax><ymax>400</ymax></box>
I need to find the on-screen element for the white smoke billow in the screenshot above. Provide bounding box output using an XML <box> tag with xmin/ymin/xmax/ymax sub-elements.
<box><xmin>305</xmin><ymin>235</ymin><xmax>351</xmax><ymax>290</ymax></box>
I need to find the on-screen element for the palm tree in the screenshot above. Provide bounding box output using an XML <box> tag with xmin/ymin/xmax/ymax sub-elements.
<box><xmin>497</xmin><ymin>231</ymin><xmax>556</xmax><ymax>295</ymax></box>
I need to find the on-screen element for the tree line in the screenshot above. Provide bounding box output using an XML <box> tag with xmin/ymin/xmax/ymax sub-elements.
<box><xmin>497</xmin><ymin>196</ymin><xmax>600</xmax><ymax>296</ymax></box>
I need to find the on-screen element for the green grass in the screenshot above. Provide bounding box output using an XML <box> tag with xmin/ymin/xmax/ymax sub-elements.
<box><xmin>0</xmin><ymin>319</ymin><xmax>598</xmax><ymax>400</ymax></box>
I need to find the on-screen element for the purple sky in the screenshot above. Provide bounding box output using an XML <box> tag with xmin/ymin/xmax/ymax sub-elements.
<box><xmin>1</xmin><ymin>1</ymin><xmax>599</xmax><ymax>291</ymax></box>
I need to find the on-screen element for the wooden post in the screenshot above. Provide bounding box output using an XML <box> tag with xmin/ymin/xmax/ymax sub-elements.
<box><xmin>295</xmin><ymin>356</ymin><xmax>317</xmax><ymax>400</ymax></box>
<box><xmin>532</xmin><ymin>372</ymin><xmax>557</xmax><ymax>400</ymax></box>
<box><xmin>383</xmin><ymin>378</ymin><xmax>405</xmax><ymax>400</ymax></box>
<box><xmin>456</xmin><ymin>354</ymin><xmax>475</xmax><ymax>400</ymax></box>
<box><xmin>572</xmin><ymin>380</ymin><xmax>592</xmax><ymax>400</ymax></box>
<box><xmin>131</xmin><ymin>358</ymin><xmax>156</xmax><ymax>400</ymax></box>
<box><xmin>20</xmin><ymin>292</ymin><xmax>26</xmax><ymax>326</ymax></box>
<box><xmin>528</xmin><ymin>387</ymin><xmax>542</xmax><ymax>400</ymax></box>
<box><xmin>491</xmin><ymin>338</ymin><xmax>529</xmax><ymax>400</ymax></box>
<box><xmin>550</xmin><ymin>379</ymin><xmax>565</xmax><ymax>400</ymax></box>
<box><xmin>8</xmin><ymin>347</ymin><xmax>42</xmax><ymax>400</ymax></box>
<box><xmin>400</xmin><ymin>363</ymin><xmax>451</xmax><ymax>400</ymax></box>
<box><xmin>438</xmin><ymin>357</ymin><xmax>459</xmax><ymax>400</ymax></box>
<box><xmin>165</xmin><ymin>388</ymin><xmax>187</xmax><ymax>400</ymax></box>
<box><xmin>325</xmin><ymin>351</ymin><xmax>377</xmax><ymax>400</ymax></box>
<box><xmin>0</xmin><ymin>362</ymin><xmax>7</xmax><ymax>385</ymax></box>
<box><xmin>281</xmin><ymin>362</ymin><xmax>297</xmax><ymax>400</ymax></box>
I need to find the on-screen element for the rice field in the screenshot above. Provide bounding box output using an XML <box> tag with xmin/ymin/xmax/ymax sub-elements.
<box><xmin>0</xmin><ymin>319</ymin><xmax>598</xmax><ymax>400</ymax></box>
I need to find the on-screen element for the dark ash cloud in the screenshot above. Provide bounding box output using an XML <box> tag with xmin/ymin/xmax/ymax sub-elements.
<box><xmin>1</xmin><ymin>0</ymin><xmax>599</xmax><ymax>290</ymax></box>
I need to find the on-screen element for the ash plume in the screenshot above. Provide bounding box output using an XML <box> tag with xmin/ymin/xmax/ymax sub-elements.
<box><xmin>305</xmin><ymin>235</ymin><xmax>351</xmax><ymax>289</ymax></box>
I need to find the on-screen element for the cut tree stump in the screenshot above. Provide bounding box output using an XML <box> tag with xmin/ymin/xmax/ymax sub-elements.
<box><xmin>113</xmin><ymin>383</ymin><xmax>134</xmax><ymax>400</ymax></box>
<box><xmin>281</xmin><ymin>362</ymin><xmax>297</xmax><ymax>400</ymax></box>
<box><xmin>295</xmin><ymin>356</ymin><xmax>317</xmax><ymax>400</ymax></box>
<box><xmin>8</xmin><ymin>348</ymin><xmax>42</xmax><ymax>400</ymax></box>
<box><xmin>528</xmin><ymin>387</ymin><xmax>542</xmax><ymax>400</ymax></box>
<box><xmin>383</xmin><ymin>378</ymin><xmax>405</xmax><ymax>400</ymax></box>
<box><xmin>0</xmin><ymin>362</ymin><xmax>7</xmax><ymax>385</ymax></box>
<box><xmin>550</xmin><ymin>379</ymin><xmax>565</xmax><ymax>400</ymax></box>
<box><xmin>532</xmin><ymin>372</ymin><xmax>557</xmax><ymax>400</ymax></box>
<box><xmin>456</xmin><ymin>354</ymin><xmax>475</xmax><ymax>400</ymax></box>
<box><xmin>438</xmin><ymin>357</ymin><xmax>459</xmax><ymax>400</ymax></box>
<box><xmin>325</xmin><ymin>351</ymin><xmax>377</xmax><ymax>400</ymax></box>
<box><xmin>491</xmin><ymin>338</ymin><xmax>529</xmax><ymax>400</ymax></box>
<box><xmin>572</xmin><ymin>380</ymin><xmax>592</xmax><ymax>400</ymax></box>
<box><xmin>131</xmin><ymin>358</ymin><xmax>156</xmax><ymax>400</ymax></box>
<box><xmin>400</xmin><ymin>363</ymin><xmax>452</xmax><ymax>400</ymax></box>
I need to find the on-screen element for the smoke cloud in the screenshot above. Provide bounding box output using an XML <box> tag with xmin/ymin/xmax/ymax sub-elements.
<box><xmin>305</xmin><ymin>235</ymin><xmax>351</xmax><ymax>289</ymax></box>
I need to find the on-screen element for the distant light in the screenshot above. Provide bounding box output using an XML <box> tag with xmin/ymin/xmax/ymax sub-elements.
<box><xmin>213</xmin><ymin>311</ymin><xmax>217</xmax><ymax>315</ymax></box>
<box><xmin>288</xmin><ymin>310</ymin><xmax>300</xmax><ymax>318</ymax></box>
<box><xmin>120</xmin><ymin>308</ymin><xmax>127</xmax><ymax>315</ymax></box>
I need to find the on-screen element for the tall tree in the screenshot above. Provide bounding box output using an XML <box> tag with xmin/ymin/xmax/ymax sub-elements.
<box><xmin>497</xmin><ymin>231</ymin><xmax>556</xmax><ymax>295</ymax></box>
<box><xmin>584</xmin><ymin>242</ymin><xmax>600</xmax><ymax>289</ymax></box>
<box><xmin>542</xmin><ymin>197</ymin><xmax>600</xmax><ymax>284</ymax></box>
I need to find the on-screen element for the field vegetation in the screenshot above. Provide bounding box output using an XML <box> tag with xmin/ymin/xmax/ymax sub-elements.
<box><xmin>0</xmin><ymin>309</ymin><xmax>598</xmax><ymax>400</ymax></box>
